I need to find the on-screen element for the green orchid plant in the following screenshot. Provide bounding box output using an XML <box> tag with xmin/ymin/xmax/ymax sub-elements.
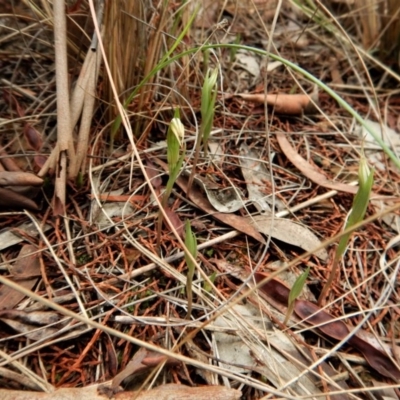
<box><xmin>157</xmin><ymin>109</ymin><xmax>186</xmax><ymax>249</ymax></box>
<box><xmin>187</xmin><ymin>67</ymin><xmax>218</xmax><ymax>194</ymax></box>
<box><xmin>318</xmin><ymin>156</ymin><xmax>374</xmax><ymax>305</ymax></box>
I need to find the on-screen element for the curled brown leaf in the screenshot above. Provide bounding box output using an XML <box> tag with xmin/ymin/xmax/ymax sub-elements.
<box><xmin>0</xmin><ymin>171</ymin><xmax>43</xmax><ymax>187</ymax></box>
<box><xmin>253</xmin><ymin>272</ymin><xmax>290</xmax><ymax>304</ymax></box>
<box><xmin>24</xmin><ymin>124</ymin><xmax>43</xmax><ymax>151</ymax></box>
<box><xmin>349</xmin><ymin>335</ymin><xmax>400</xmax><ymax>381</ymax></box>
<box><xmin>0</xmin><ymin>187</ymin><xmax>39</xmax><ymax>210</ymax></box>
<box><xmin>231</xmin><ymin>93</ymin><xmax>318</xmax><ymax>115</ymax></box>
<box><xmin>0</xmin><ymin>149</ymin><xmax>21</xmax><ymax>172</ymax></box>
<box><xmin>164</xmin><ymin>207</ymin><xmax>184</xmax><ymax>237</ymax></box>
<box><xmin>0</xmin><ymin>245</ymin><xmax>41</xmax><ymax>310</ymax></box>
<box><xmin>276</xmin><ymin>133</ymin><xmax>394</xmax><ymax>200</ymax></box>
<box><xmin>295</xmin><ymin>300</ymin><xmax>350</xmax><ymax>340</ymax></box>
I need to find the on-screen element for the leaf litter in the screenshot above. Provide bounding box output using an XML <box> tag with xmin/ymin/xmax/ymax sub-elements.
<box><xmin>0</xmin><ymin>1</ymin><xmax>400</xmax><ymax>399</ymax></box>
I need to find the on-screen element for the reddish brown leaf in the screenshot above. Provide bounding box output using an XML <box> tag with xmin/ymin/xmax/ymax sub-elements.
<box><xmin>349</xmin><ymin>335</ymin><xmax>400</xmax><ymax>381</ymax></box>
<box><xmin>295</xmin><ymin>300</ymin><xmax>350</xmax><ymax>340</ymax></box>
<box><xmin>250</xmin><ymin>272</ymin><xmax>400</xmax><ymax>381</ymax></box>
<box><xmin>295</xmin><ymin>300</ymin><xmax>400</xmax><ymax>381</ymax></box>
<box><xmin>24</xmin><ymin>124</ymin><xmax>43</xmax><ymax>151</ymax></box>
<box><xmin>34</xmin><ymin>155</ymin><xmax>47</xmax><ymax>170</ymax></box>
<box><xmin>182</xmin><ymin>182</ymin><xmax>265</xmax><ymax>243</ymax></box>
<box><xmin>164</xmin><ymin>207</ymin><xmax>184</xmax><ymax>237</ymax></box>
<box><xmin>144</xmin><ymin>159</ymin><xmax>162</xmax><ymax>189</ymax></box>
<box><xmin>253</xmin><ymin>272</ymin><xmax>290</xmax><ymax>304</ymax></box>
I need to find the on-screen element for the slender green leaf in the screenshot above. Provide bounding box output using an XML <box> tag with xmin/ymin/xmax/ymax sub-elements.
<box><xmin>337</xmin><ymin>157</ymin><xmax>374</xmax><ymax>258</ymax></box>
<box><xmin>184</xmin><ymin>220</ymin><xmax>197</xmax><ymax>318</ymax></box>
<box><xmin>288</xmin><ymin>266</ymin><xmax>310</xmax><ymax>305</ymax></box>
<box><xmin>204</xmin><ymin>272</ymin><xmax>217</xmax><ymax>293</ymax></box>
<box><xmin>284</xmin><ymin>266</ymin><xmax>310</xmax><ymax>325</ymax></box>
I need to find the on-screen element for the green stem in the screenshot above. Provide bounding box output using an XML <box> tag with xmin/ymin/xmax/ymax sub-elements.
<box><xmin>318</xmin><ymin>254</ymin><xmax>340</xmax><ymax>306</ymax></box>
<box><xmin>185</xmin><ymin>265</ymin><xmax>194</xmax><ymax>319</ymax></box>
<box><xmin>284</xmin><ymin>301</ymin><xmax>295</xmax><ymax>325</ymax></box>
<box><xmin>186</xmin><ymin>132</ymin><xmax>202</xmax><ymax>196</ymax></box>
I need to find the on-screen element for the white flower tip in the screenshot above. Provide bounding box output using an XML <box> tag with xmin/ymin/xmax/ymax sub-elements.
<box><xmin>170</xmin><ymin>118</ymin><xmax>185</xmax><ymax>146</ymax></box>
<box><xmin>208</xmin><ymin>68</ymin><xmax>218</xmax><ymax>88</ymax></box>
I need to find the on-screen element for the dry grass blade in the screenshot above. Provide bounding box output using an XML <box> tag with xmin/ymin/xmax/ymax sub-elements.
<box><xmin>72</xmin><ymin>48</ymin><xmax>102</xmax><ymax>176</ymax></box>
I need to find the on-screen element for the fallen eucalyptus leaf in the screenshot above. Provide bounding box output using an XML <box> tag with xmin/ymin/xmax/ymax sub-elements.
<box><xmin>0</xmin><ymin>245</ymin><xmax>41</xmax><ymax>310</ymax></box>
<box><xmin>213</xmin><ymin>303</ymin><xmax>347</xmax><ymax>398</ymax></box>
<box><xmin>253</xmin><ymin>272</ymin><xmax>400</xmax><ymax>381</ymax></box>
<box><xmin>24</xmin><ymin>124</ymin><xmax>43</xmax><ymax>151</ymax></box>
<box><xmin>239</xmin><ymin>143</ymin><xmax>285</xmax><ymax>212</ymax></box>
<box><xmin>248</xmin><ymin>214</ymin><xmax>328</xmax><ymax>260</ymax></box>
<box><xmin>0</xmin><ymin>318</ymin><xmax>59</xmax><ymax>341</ymax></box>
<box><xmin>204</xmin><ymin>186</ymin><xmax>244</xmax><ymax>213</ymax></box>
<box><xmin>0</xmin><ymin>222</ymin><xmax>50</xmax><ymax>251</ymax></box>
<box><xmin>234</xmin><ymin>50</ymin><xmax>260</xmax><ymax>77</ymax></box>
<box><xmin>184</xmin><ymin>170</ymin><xmax>245</xmax><ymax>213</ymax></box>
<box><xmin>372</xmin><ymin>199</ymin><xmax>400</xmax><ymax>234</ymax></box>
<box><xmin>276</xmin><ymin>133</ymin><xmax>392</xmax><ymax>200</ymax></box>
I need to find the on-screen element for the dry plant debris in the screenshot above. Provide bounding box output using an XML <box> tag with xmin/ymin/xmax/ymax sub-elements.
<box><xmin>0</xmin><ymin>0</ymin><xmax>399</xmax><ymax>399</ymax></box>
